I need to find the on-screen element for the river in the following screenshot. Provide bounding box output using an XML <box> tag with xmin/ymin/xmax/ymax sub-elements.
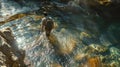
<box><xmin>0</xmin><ymin>0</ymin><xmax>120</xmax><ymax>67</ymax></box>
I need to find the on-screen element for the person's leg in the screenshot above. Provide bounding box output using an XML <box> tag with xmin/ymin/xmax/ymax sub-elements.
<box><xmin>46</xmin><ymin>28</ymin><xmax>52</xmax><ymax>37</ymax></box>
<box><xmin>46</xmin><ymin>31</ymin><xmax>50</xmax><ymax>37</ymax></box>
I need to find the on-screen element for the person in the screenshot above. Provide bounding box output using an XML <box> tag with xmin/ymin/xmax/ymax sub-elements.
<box><xmin>41</xmin><ymin>12</ymin><xmax>54</xmax><ymax>37</ymax></box>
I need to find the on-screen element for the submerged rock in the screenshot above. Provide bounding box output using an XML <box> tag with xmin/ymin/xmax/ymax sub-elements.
<box><xmin>87</xmin><ymin>56</ymin><xmax>102</xmax><ymax>67</ymax></box>
<box><xmin>89</xmin><ymin>44</ymin><xmax>108</xmax><ymax>53</ymax></box>
<box><xmin>0</xmin><ymin>28</ymin><xmax>26</xmax><ymax>67</ymax></box>
<box><xmin>50</xmin><ymin>63</ymin><xmax>62</xmax><ymax>67</ymax></box>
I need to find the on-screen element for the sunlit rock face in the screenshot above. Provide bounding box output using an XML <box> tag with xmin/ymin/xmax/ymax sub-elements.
<box><xmin>0</xmin><ymin>28</ymin><xmax>26</xmax><ymax>66</ymax></box>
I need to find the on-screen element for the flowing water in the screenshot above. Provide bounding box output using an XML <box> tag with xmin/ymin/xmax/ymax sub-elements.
<box><xmin>0</xmin><ymin>0</ymin><xmax>120</xmax><ymax>67</ymax></box>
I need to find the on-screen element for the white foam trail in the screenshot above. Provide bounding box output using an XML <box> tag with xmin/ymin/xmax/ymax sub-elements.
<box><xmin>0</xmin><ymin>0</ymin><xmax>39</xmax><ymax>18</ymax></box>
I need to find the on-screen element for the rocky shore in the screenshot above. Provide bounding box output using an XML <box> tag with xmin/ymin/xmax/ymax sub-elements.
<box><xmin>0</xmin><ymin>28</ymin><xmax>26</xmax><ymax>67</ymax></box>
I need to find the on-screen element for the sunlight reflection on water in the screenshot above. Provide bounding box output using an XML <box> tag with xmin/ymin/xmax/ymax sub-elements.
<box><xmin>0</xmin><ymin>0</ymin><xmax>120</xmax><ymax>67</ymax></box>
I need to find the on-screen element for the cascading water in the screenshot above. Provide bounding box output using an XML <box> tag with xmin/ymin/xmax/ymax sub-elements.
<box><xmin>0</xmin><ymin>0</ymin><xmax>120</xmax><ymax>67</ymax></box>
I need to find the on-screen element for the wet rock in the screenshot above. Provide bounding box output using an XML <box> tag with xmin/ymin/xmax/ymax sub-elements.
<box><xmin>0</xmin><ymin>28</ymin><xmax>26</xmax><ymax>67</ymax></box>
<box><xmin>74</xmin><ymin>0</ymin><xmax>120</xmax><ymax>20</ymax></box>
<box><xmin>0</xmin><ymin>13</ymin><xmax>43</xmax><ymax>26</ymax></box>
<box><xmin>74</xmin><ymin>53</ymin><xmax>87</xmax><ymax>62</ymax></box>
<box><xmin>90</xmin><ymin>44</ymin><xmax>108</xmax><ymax>53</ymax></box>
<box><xmin>50</xmin><ymin>63</ymin><xmax>62</xmax><ymax>67</ymax></box>
<box><xmin>76</xmin><ymin>0</ymin><xmax>111</xmax><ymax>6</ymax></box>
<box><xmin>102</xmin><ymin>62</ymin><xmax>120</xmax><ymax>67</ymax></box>
<box><xmin>79</xmin><ymin>56</ymin><xmax>102</xmax><ymax>67</ymax></box>
<box><xmin>0</xmin><ymin>13</ymin><xmax>28</xmax><ymax>26</ymax></box>
<box><xmin>110</xmin><ymin>47</ymin><xmax>120</xmax><ymax>55</ymax></box>
<box><xmin>87</xmin><ymin>56</ymin><xmax>102</xmax><ymax>67</ymax></box>
<box><xmin>80</xmin><ymin>32</ymin><xmax>100</xmax><ymax>45</ymax></box>
<box><xmin>80</xmin><ymin>32</ymin><xmax>91</xmax><ymax>40</ymax></box>
<box><xmin>102</xmin><ymin>63</ymin><xmax>111</xmax><ymax>67</ymax></box>
<box><xmin>97</xmin><ymin>0</ymin><xmax>112</xmax><ymax>5</ymax></box>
